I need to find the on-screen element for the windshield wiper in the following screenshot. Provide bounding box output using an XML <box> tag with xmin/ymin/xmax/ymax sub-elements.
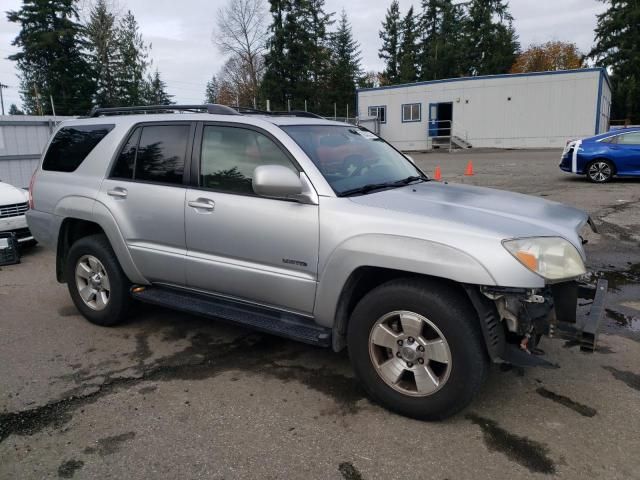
<box><xmin>338</xmin><ymin>176</ymin><xmax>427</xmax><ymax>197</ymax></box>
<box><xmin>393</xmin><ymin>175</ymin><xmax>428</xmax><ymax>185</ymax></box>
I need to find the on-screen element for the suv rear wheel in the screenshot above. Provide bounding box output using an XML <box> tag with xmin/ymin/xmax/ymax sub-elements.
<box><xmin>347</xmin><ymin>279</ymin><xmax>488</xmax><ymax>420</ymax></box>
<box><xmin>65</xmin><ymin>234</ymin><xmax>131</xmax><ymax>326</ymax></box>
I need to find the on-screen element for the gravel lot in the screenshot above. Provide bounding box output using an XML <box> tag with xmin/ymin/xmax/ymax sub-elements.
<box><xmin>1</xmin><ymin>149</ymin><xmax>639</xmax><ymax>479</ymax></box>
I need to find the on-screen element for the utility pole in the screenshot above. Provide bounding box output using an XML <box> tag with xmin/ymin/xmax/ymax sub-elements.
<box><xmin>0</xmin><ymin>83</ymin><xmax>7</xmax><ymax>116</ymax></box>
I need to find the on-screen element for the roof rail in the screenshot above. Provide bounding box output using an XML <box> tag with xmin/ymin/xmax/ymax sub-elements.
<box><xmin>230</xmin><ymin>106</ymin><xmax>325</xmax><ymax>119</ymax></box>
<box><xmin>88</xmin><ymin>104</ymin><xmax>240</xmax><ymax>117</ymax></box>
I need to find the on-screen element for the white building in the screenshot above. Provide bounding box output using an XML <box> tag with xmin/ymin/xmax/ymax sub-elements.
<box><xmin>357</xmin><ymin>68</ymin><xmax>611</xmax><ymax>150</ymax></box>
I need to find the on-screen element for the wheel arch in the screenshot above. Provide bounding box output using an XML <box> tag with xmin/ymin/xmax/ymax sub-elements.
<box><xmin>56</xmin><ymin>209</ymin><xmax>146</xmax><ymax>285</ymax></box>
<box><xmin>318</xmin><ymin>235</ymin><xmax>497</xmax><ymax>352</ymax></box>
<box><xmin>330</xmin><ymin>266</ymin><xmax>482</xmax><ymax>352</ymax></box>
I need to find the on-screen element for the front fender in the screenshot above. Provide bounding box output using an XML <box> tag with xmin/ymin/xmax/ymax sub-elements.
<box><xmin>313</xmin><ymin>234</ymin><xmax>496</xmax><ymax>327</ymax></box>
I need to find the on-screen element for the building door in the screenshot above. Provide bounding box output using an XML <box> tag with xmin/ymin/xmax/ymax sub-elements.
<box><xmin>437</xmin><ymin>103</ymin><xmax>453</xmax><ymax>136</ymax></box>
<box><xmin>428</xmin><ymin>103</ymin><xmax>439</xmax><ymax>137</ymax></box>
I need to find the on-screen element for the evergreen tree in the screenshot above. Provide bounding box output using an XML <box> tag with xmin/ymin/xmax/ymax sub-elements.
<box><xmin>327</xmin><ymin>10</ymin><xmax>362</xmax><ymax>116</ymax></box>
<box><xmin>378</xmin><ymin>0</ymin><xmax>402</xmax><ymax>84</ymax></box>
<box><xmin>205</xmin><ymin>75</ymin><xmax>220</xmax><ymax>103</ymax></box>
<box><xmin>462</xmin><ymin>0</ymin><xmax>519</xmax><ymax>76</ymax></box>
<box><xmin>7</xmin><ymin>0</ymin><xmax>94</xmax><ymax>115</ymax></box>
<box><xmin>143</xmin><ymin>69</ymin><xmax>173</xmax><ymax>105</ymax></box>
<box><xmin>262</xmin><ymin>0</ymin><xmax>292</xmax><ymax>109</ymax></box>
<box><xmin>115</xmin><ymin>11</ymin><xmax>150</xmax><ymax>106</ymax></box>
<box><xmin>590</xmin><ymin>0</ymin><xmax>640</xmax><ymax>123</ymax></box>
<box><xmin>418</xmin><ymin>0</ymin><xmax>465</xmax><ymax>80</ymax></box>
<box><xmin>85</xmin><ymin>0</ymin><xmax>120</xmax><ymax>107</ymax></box>
<box><xmin>305</xmin><ymin>0</ymin><xmax>334</xmax><ymax>113</ymax></box>
<box><xmin>397</xmin><ymin>6</ymin><xmax>419</xmax><ymax>83</ymax></box>
<box><xmin>262</xmin><ymin>0</ymin><xmax>333</xmax><ymax>113</ymax></box>
<box><xmin>8</xmin><ymin>104</ymin><xmax>24</xmax><ymax>115</ymax></box>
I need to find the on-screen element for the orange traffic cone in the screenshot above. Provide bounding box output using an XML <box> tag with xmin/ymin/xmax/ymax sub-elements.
<box><xmin>464</xmin><ymin>160</ymin><xmax>474</xmax><ymax>176</ymax></box>
<box><xmin>433</xmin><ymin>165</ymin><xmax>442</xmax><ymax>181</ymax></box>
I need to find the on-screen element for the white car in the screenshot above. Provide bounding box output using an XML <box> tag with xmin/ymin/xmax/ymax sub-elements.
<box><xmin>0</xmin><ymin>180</ymin><xmax>35</xmax><ymax>244</ymax></box>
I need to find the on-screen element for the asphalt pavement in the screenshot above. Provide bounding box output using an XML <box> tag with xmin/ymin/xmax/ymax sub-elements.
<box><xmin>1</xmin><ymin>149</ymin><xmax>639</xmax><ymax>479</ymax></box>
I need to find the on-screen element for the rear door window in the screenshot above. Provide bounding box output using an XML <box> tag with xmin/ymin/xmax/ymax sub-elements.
<box><xmin>618</xmin><ymin>132</ymin><xmax>640</xmax><ymax>145</ymax></box>
<box><xmin>110</xmin><ymin>124</ymin><xmax>190</xmax><ymax>185</ymax></box>
<box><xmin>135</xmin><ymin>125</ymin><xmax>189</xmax><ymax>184</ymax></box>
<box><xmin>43</xmin><ymin>124</ymin><xmax>114</xmax><ymax>172</ymax></box>
<box><xmin>111</xmin><ymin>128</ymin><xmax>141</xmax><ymax>179</ymax></box>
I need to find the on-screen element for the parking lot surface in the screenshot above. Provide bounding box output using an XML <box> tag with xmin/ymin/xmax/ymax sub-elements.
<box><xmin>1</xmin><ymin>149</ymin><xmax>640</xmax><ymax>479</ymax></box>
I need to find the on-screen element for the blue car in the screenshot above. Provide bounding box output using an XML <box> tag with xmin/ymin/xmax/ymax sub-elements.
<box><xmin>559</xmin><ymin>127</ymin><xmax>640</xmax><ymax>183</ymax></box>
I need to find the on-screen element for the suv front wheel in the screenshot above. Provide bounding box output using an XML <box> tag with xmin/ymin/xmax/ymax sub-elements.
<box><xmin>65</xmin><ymin>234</ymin><xmax>131</xmax><ymax>326</ymax></box>
<box><xmin>347</xmin><ymin>279</ymin><xmax>488</xmax><ymax>420</ymax></box>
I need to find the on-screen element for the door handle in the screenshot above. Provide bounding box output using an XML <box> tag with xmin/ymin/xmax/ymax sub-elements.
<box><xmin>107</xmin><ymin>188</ymin><xmax>128</xmax><ymax>198</ymax></box>
<box><xmin>188</xmin><ymin>198</ymin><xmax>215</xmax><ymax>211</ymax></box>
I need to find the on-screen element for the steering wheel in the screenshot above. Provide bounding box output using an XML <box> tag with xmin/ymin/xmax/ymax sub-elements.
<box><xmin>342</xmin><ymin>154</ymin><xmax>366</xmax><ymax>176</ymax></box>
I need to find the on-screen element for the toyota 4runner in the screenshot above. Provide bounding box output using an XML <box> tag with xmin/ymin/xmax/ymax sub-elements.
<box><xmin>26</xmin><ymin>104</ymin><xmax>607</xmax><ymax>420</ymax></box>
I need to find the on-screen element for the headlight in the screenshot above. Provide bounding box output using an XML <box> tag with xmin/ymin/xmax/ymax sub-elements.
<box><xmin>502</xmin><ymin>237</ymin><xmax>586</xmax><ymax>281</ymax></box>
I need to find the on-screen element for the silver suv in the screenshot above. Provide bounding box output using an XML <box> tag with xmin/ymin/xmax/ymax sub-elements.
<box><xmin>27</xmin><ymin>104</ymin><xmax>606</xmax><ymax>419</ymax></box>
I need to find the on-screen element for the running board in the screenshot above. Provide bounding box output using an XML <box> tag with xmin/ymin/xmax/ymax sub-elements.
<box><xmin>130</xmin><ymin>286</ymin><xmax>331</xmax><ymax>347</ymax></box>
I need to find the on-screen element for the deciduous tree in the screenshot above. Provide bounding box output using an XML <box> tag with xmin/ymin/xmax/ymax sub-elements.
<box><xmin>511</xmin><ymin>41</ymin><xmax>584</xmax><ymax>73</ymax></box>
<box><xmin>214</xmin><ymin>0</ymin><xmax>268</xmax><ymax>104</ymax></box>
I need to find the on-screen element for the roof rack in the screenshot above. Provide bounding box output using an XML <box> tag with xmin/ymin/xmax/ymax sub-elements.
<box><xmin>88</xmin><ymin>104</ymin><xmax>240</xmax><ymax>118</ymax></box>
<box><xmin>230</xmin><ymin>106</ymin><xmax>325</xmax><ymax>119</ymax></box>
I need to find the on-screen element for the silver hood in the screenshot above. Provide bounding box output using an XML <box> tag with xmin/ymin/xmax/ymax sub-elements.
<box><xmin>348</xmin><ymin>181</ymin><xmax>589</xmax><ymax>251</ymax></box>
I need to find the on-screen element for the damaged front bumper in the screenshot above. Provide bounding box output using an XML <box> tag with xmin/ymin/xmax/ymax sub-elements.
<box><xmin>464</xmin><ymin>278</ymin><xmax>608</xmax><ymax>368</ymax></box>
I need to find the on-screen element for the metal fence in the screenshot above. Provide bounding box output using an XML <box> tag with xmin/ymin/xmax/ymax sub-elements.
<box><xmin>0</xmin><ymin>116</ymin><xmax>69</xmax><ymax>187</ymax></box>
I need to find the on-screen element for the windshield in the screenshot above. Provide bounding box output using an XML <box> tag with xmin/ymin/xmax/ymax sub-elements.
<box><xmin>281</xmin><ymin>125</ymin><xmax>425</xmax><ymax>195</ymax></box>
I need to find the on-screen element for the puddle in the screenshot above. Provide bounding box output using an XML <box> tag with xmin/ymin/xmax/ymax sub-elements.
<box><xmin>589</xmin><ymin>263</ymin><xmax>640</xmax><ymax>292</ymax></box>
<box><xmin>603</xmin><ymin>366</ymin><xmax>640</xmax><ymax>392</ymax></box>
<box><xmin>0</xmin><ymin>331</ymin><xmax>366</xmax><ymax>445</ymax></box>
<box><xmin>466</xmin><ymin>413</ymin><xmax>556</xmax><ymax>474</ymax></box>
<box><xmin>339</xmin><ymin>462</ymin><xmax>364</xmax><ymax>480</ymax></box>
<box><xmin>535</xmin><ymin>388</ymin><xmax>597</xmax><ymax>417</ymax></box>
<box><xmin>57</xmin><ymin>459</ymin><xmax>84</xmax><ymax>478</ymax></box>
<box><xmin>605</xmin><ymin>309</ymin><xmax>640</xmax><ymax>333</ymax></box>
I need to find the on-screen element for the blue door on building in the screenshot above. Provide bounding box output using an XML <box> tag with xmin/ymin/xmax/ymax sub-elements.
<box><xmin>428</xmin><ymin>103</ymin><xmax>438</xmax><ymax>137</ymax></box>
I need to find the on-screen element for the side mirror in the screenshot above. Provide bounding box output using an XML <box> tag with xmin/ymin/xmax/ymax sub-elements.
<box><xmin>253</xmin><ymin>165</ymin><xmax>303</xmax><ymax>199</ymax></box>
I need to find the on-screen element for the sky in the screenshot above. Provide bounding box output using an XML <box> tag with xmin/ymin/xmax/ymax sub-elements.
<box><xmin>0</xmin><ymin>0</ymin><xmax>607</xmax><ymax>111</ymax></box>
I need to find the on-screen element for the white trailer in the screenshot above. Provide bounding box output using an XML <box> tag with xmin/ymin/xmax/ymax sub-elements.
<box><xmin>357</xmin><ymin>68</ymin><xmax>611</xmax><ymax>151</ymax></box>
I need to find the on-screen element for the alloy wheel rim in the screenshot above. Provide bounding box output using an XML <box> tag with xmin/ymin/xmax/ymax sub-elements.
<box><xmin>75</xmin><ymin>255</ymin><xmax>110</xmax><ymax>311</ymax></box>
<box><xmin>589</xmin><ymin>162</ymin><xmax>611</xmax><ymax>182</ymax></box>
<box><xmin>368</xmin><ymin>310</ymin><xmax>452</xmax><ymax>397</ymax></box>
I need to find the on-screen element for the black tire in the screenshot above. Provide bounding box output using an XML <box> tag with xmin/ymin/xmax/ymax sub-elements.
<box><xmin>347</xmin><ymin>278</ymin><xmax>488</xmax><ymax>420</ymax></box>
<box><xmin>65</xmin><ymin>234</ymin><xmax>131</xmax><ymax>326</ymax></box>
<box><xmin>586</xmin><ymin>159</ymin><xmax>614</xmax><ymax>183</ymax></box>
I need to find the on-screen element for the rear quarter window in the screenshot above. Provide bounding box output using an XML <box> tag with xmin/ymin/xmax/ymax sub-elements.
<box><xmin>42</xmin><ymin>124</ymin><xmax>115</xmax><ymax>172</ymax></box>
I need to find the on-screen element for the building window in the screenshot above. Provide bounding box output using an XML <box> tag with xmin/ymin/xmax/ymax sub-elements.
<box><xmin>368</xmin><ymin>106</ymin><xmax>386</xmax><ymax>124</ymax></box>
<box><xmin>402</xmin><ymin>103</ymin><xmax>421</xmax><ymax>123</ymax></box>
